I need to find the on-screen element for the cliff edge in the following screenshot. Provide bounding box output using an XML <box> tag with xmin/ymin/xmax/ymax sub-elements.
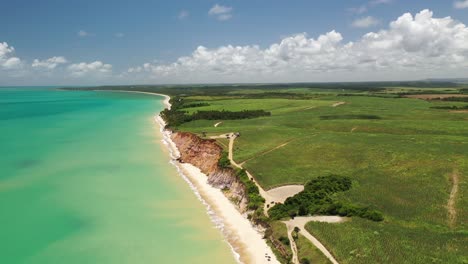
<box><xmin>171</xmin><ymin>132</ymin><xmax>248</xmax><ymax>211</ymax></box>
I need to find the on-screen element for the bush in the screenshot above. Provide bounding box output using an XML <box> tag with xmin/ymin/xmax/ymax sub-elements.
<box><xmin>278</xmin><ymin>236</ymin><xmax>290</xmax><ymax>246</ymax></box>
<box><xmin>218</xmin><ymin>151</ymin><xmax>230</xmax><ymax>168</ymax></box>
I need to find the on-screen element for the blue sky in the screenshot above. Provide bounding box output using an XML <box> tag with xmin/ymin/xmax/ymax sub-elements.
<box><xmin>1</xmin><ymin>0</ymin><xmax>468</xmax><ymax>85</ymax></box>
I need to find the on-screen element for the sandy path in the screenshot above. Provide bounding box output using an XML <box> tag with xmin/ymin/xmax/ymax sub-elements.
<box><xmin>285</xmin><ymin>224</ymin><xmax>300</xmax><ymax>264</ymax></box>
<box><xmin>224</xmin><ymin>133</ymin><xmax>304</xmax><ymax>215</ymax></box>
<box><xmin>332</xmin><ymin>102</ymin><xmax>346</xmax><ymax>107</ymax></box>
<box><xmin>283</xmin><ymin>216</ymin><xmax>344</xmax><ymax>264</ymax></box>
<box><xmin>302</xmin><ymin>106</ymin><xmax>317</xmax><ymax>111</ymax></box>
<box><xmin>448</xmin><ymin>169</ymin><xmax>460</xmax><ymax>228</ymax></box>
<box><xmin>241</xmin><ymin>141</ymin><xmax>293</xmax><ymax>164</ymax></box>
<box><xmin>228</xmin><ymin>133</ymin><xmax>242</xmax><ymax>169</ymax></box>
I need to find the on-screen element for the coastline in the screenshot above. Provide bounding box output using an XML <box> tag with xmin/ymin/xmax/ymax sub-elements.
<box><xmin>95</xmin><ymin>89</ymin><xmax>279</xmax><ymax>263</ymax></box>
<box><xmin>154</xmin><ymin>100</ymin><xmax>279</xmax><ymax>264</ymax></box>
<box><xmin>93</xmin><ymin>90</ymin><xmax>171</xmax><ymax>110</ymax></box>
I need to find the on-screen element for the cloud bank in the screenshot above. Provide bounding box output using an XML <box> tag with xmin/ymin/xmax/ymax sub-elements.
<box><xmin>209</xmin><ymin>4</ymin><xmax>233</xmax><ymax>21</ymax></box>
<box><xmin>127</xmin><ymin>10</ymin><xmax>468</xmax><ymax>83</ymax></box>
<box><xmin>0</xmin><ymin>42</ymin><xmax>22</xmax><ymax>69</ymax></box>
<box><xmin>1</xmin><ymin>9</ymin><xmax>468</xmax><ymax>85</ymax></box>
<box><xmin>454</xmin><ymin>0</ymin><xmax>468</xmax><ymax>9</ymax></box>
<box><xmin>68</xmin><ymin>61</ymin><xmax>112</xmax><ymax>77</ymax></box>
<box><xmin>352</xmin><ymin>16</ymin><xmax>380</xmax><ymax>28</ymax></box>
<box><xmin>32</xmin><ymin>56</ymin><xmax>68</xmax><ymax>69</ymax></box>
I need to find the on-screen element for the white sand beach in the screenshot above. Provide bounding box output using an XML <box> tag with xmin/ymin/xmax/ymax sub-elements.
<box><xmin>155</xmin><ymin>99</ymin><xmax>279</xmax><ymax>264</ymax></box>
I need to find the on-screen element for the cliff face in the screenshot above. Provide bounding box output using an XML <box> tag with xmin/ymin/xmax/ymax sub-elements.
<box><xmin>171</xmin><ymin>132</ymin><xmax>247</xmax><ymax>211</ymax></box>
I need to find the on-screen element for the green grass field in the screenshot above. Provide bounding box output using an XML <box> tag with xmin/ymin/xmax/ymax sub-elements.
<box><xmin>296</xmin><ymin>233</ymin><xmax>331</xmax><ymax>264</ymax></box>
<box><xmin>76</xmin><ymin>84</ymin><xmax>468</xmax><ymax>263</ymax></box>
<box><xmin>174</xmin><ymin>88</ymin><xmax>467</xmax><ymax>263</ymax></box>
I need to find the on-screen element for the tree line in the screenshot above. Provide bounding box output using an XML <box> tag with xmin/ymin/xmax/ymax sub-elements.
<box><xmin>160</xmin><ymin>97</ymin><xmax>271</xmax><ymax>128</ymax></box>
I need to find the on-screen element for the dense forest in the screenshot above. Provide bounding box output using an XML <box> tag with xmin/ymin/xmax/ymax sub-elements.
<box><xmin>268</xmin><ymin>175</ymin><xmax>384</xmax><ymax>222</ymax></box>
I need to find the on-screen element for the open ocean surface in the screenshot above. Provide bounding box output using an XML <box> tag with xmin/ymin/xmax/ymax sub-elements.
<box><xmin>0</xmin><ymin>88</ymin><xmax>236</xmax><ymax>264</ymax></box>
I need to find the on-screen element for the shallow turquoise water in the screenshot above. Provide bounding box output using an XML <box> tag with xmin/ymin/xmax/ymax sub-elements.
<box><xmin>0</xmin><ymin>88</ymin><xmax>236</xmax><ymax>264</ymax></box>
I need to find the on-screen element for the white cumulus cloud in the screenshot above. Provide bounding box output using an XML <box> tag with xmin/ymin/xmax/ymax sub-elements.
<box><xmin>126</xmin><ymin>10</ymin><xmax>468</xmax><ymax>83</ymax></box>
<box><xmin>178</xmin><ymin>10</ymin><xmax>189</xmax><ymax>20</ymax></box>
<box><xmin>454</xmin><ymin>0</ymin><xmax>468</xmax><ymax>9</ymax></box>
<box><xmin>32</xmin><ymin>56</ymin><xmax>68</xmax><ymax>69</ymax></box>
<box><xmin>68</xmin><ymin>61</ymin><xmax>112</xmax><ymax>77</ymax></box>
<box><xmin>352</xmin><ymin>16</ymin><xmax>380</xmax><ymax>28</ymax></box>
<box><xmin>349</xmin><ymin>5</ymin><xmax>368</xmax><ymax>14</ymax></box>
<box><xmin>0</xmin><ymin>42</ymin><xmax>22</xmax><ymax>69</ymax></box>
<box><xmin>78</xmin><ymin>30</ymin><xmax>89</xmax><ymax>37</ymax></box>
<box><xmin>209</xmin><ymin>4</ymin><xmax>233</xmax><ymax>21</ymax></box>
<box><xmin>370</xmin><ymin>0</ymin><xmax>392</xmax><ymax>5</ymax></box>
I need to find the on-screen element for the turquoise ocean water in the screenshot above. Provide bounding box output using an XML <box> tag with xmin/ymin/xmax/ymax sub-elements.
<box><xmin>0</xmin><ymin>88</ymin><xmax>236</xmax><ymax>264</ymax></box>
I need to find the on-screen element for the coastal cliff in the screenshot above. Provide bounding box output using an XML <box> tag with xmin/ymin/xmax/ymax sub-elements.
<box><xmin>171</xmin><ymin>132</ymin><xmax>248</xmax><ymax>211</ymax></box>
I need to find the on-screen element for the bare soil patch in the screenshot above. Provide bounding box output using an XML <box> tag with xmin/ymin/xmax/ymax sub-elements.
<box><xmin>332</xmin><ymin>101</ymin><xmax>346</xmax><ymax>107</ymax></box>
<box><xmin>267</xmin><ymin>185</ymin><xmax>304</xmax><ymax>204</ymax></box>
<box><xmin>448</xmin><ymin>169</ymin><xmax>460</xmax><ymax>228</ymax></box>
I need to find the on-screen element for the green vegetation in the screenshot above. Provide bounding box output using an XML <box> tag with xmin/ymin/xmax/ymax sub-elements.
<box><xmin>296</xmin><ymin>234</ymin><xmax>331</xmax><ymax>264</ymax></box>
<box><xmin>306</xmin><ymin>218</ymin><xmax>467</xmax><ymax>264</ymax></box>
<box><xmin>236</xmin><ymin>169</ymin><xmax>265</xmax><ymax>212</ymax></box>
<box><xmin>431</xmin><ymin>105</ymin><xmax>468</xmax><ymax>110</ymax></box>
<box><xmin>439</xmin><ymin>97</ymin><xmax>468</xmax><ymax>102</ymax></box>
<box><xmin>160</xmin><ymin>96</ymin><xmax>271</xmax><ymax>127</ymax></box>
<box><xmin>68</xmin><ymin>83</ymin><xmax>468</xmax><ymax>263</ymax></box>
<box><xmin>319</xmin><ymin>114</ymin><xmax>381</xmax><ymax>120</ymax></box>
<box><xmin>269</xmin><ymin>176</ymin><xmax>383</xmax><ymax>221</ymax></box>
<box><xmin>266</xmin><ymin>221</ymin><xmax>292</xmax><ymax>264</ymax></box>
<box><xmin>178</xmin><ymin>102</ymin><xmax>210</xmax><ymax>108</ymax></box>
<box><xmin>218</xmin><ymin>151</ymin><xmax>231</xmax><ymax>168</ymax></box>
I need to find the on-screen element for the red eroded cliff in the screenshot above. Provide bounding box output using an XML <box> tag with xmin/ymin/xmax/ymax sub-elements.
<box><xmin>171</xmin><ymin>132</ymin><xmax>248</xmax><ymax>211</ymax></box>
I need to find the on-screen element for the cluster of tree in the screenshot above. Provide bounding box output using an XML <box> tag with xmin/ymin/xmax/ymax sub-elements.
<box><xmin>178</xmin><ymin>102</ymin><xmax>210</xmax><ymax>109</ymax></box>
<box><xmin>217</xmin><ymin>151</ymin><xmax>230</xmax><ymax>168</ymax></box>
<box><xmin>268</xmin><ymin>175</ymin><xmax>384</xmax><ymax>222</ymax></box>
<box><xmin>431</xmin><ymin>105</ymin><xmax>468</xmax><ymax>110</ymax></box>
<box><xmin>234</xmin><ymin>169</ymin><xmax>269</xmax><ymax>225</ymax></box>
<box><xmin>397</xmin><ymin>91</ymin><xmax>459</xmax><ymax>97</ymax></box>
<box><xmin>193</xmin><ymin>110</ymin><xmax>270</xmax><ymax>120</ymax></box>
<box><xmin>439</xmin><ymin>97</ymin><xmax>468</xmax><ymax>102</ymax></box>
<box><xmin>278</xmin><ymin>236</ymin><xmax>290</xmax><ymax>246</ymax></box>
<box><xmin>338</xmin><ymin>93</ymin><xmax>400</xmax><ymax>99</ymax></box>
<box><xmin>236</xmin><ymin>169</ymin><xmax>265</xmax><ymax>211</ymax></box>
<box><xmin>320</xmin><ymin>114</ymin><xmax>381</xmax><ymax>120</ymax></box>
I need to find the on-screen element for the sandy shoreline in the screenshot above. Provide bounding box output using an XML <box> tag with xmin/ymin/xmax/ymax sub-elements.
<box><xmin>94</xmin><ymin>90</ymin><xmax>171</xmax><ymax>110</ymax></box>
<box><xmin>154</xmin><ymin>104</ymin><xmax>279</xmax><ymax>263</ymax></box>
<box><xmin>97</xmin><ymin>89</ymin><xmax>279</xmax><ymax>263</ymax></box>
